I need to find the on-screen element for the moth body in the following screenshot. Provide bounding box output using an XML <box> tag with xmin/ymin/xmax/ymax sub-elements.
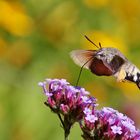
<box><xmin>71</xmin><ymin>44</ymin><xmax>140</xmax><ymax>89</ymax></box>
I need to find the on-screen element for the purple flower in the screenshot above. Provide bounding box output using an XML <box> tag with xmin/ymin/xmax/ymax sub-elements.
<box><xmin>111</xmin><ymin>125</ymin><xmax>122</xmax><ymax>135</ymax></box>
<box><xmin>81</xmin><ymin>107</ymin><xmax>140</xmax><ymax>140</ymax></box>
<box><xmin>39</xmin><ymin>78</ymin><xmax>97</xmax><ymax>122</ymax></box>
<box><xmin>81</xmin><ymin>96</ymin><xmax>92</xmax><ymax>103</ymax></box>
<box><xmin>39</xmin><ymin>78</ymin><xmax>140</xmax><ymax>140</ymax></box>
<box><xmin>79</xmin><ymin>88</ymin><xmax>90</xmax><ymax>95</ymax></box>
<box><xmin>85</xmin><ymin>114</ymin><xmax>98</xmax><ymax>123</ymax></box>
<box><xmin>60</xmin><ymin>104</ymin><xmax>69</xmax><ymax>114</ymax></box>
<box><xmin>83</xmin><ymin>107</ymin><xmax>92</xmax><ymax>115</ymax></box>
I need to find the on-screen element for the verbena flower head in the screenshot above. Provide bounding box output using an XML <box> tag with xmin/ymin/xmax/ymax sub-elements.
<box><xmin>39</xmin><ymin>78</ymin><xmax>140</xmax><ymax>140</ymax></box>
<box><xmin>81</xmin><ymin>107</ymin><xmax>140</xmax><ymax>140</ymax></box>
<box><xmin>38</xmin><ymin>78</ymin><xmax>97</xmax><ymax>123</ymax></box>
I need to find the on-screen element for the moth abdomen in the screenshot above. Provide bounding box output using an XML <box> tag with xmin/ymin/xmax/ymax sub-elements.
<box><xmin>125</xmin><ymin>71</ymin><xmax>140</xmax><ymax>89</ymax></box>
<box><xmin>136</xmin><ymin>73</ymin><xmax>140</xmax><ymax>89</ymax></box>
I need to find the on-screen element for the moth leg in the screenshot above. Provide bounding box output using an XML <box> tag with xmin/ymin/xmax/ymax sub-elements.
<box><xmin>116</xmin><ymin>67</ymin><xmax>126</xmax><ymax>82</ymax></box>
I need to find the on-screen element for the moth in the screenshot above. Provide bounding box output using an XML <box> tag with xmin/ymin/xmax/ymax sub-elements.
<box><xmin>70</xmin><ymin>35</ymin><xmax>140</xmax><ymax>89</ymax></box>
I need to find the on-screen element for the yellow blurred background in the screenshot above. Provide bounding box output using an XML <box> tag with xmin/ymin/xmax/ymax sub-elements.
<box><xmin>1</xmin><ymin>0</ymin><xmax>140</xmax><ymax>139</ymax></box>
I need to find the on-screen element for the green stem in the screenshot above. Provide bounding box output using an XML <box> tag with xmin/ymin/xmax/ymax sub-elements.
<box><xmin>64</xmin><ymin>125</ymin><xmax>70</xmax><ymax>140</ymax></box>
<box><xmin>57</xmin><ymin>114</ymin><xmax>72</xmax><ymax>140</ymax></box>
<box><xmin>65</xmin><ymin>132</ymin><xmax>69</xmax><ymax>140</ymax></box>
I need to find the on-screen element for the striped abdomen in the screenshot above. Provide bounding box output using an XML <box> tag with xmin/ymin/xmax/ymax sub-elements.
<box><xmin>124</xmin><ymin>62</ymin><xmax>140</xmax><ymax>89</ymax></box>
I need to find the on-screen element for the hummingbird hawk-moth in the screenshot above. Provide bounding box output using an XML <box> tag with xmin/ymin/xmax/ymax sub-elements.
<box><xmin>70</xmin><ymin>35</ymin><xmax>140</xmax><ymax>89</ymax></box>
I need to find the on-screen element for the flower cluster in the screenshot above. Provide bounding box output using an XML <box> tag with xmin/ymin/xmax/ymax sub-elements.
<box><xmin>38</xmin><ymin>78</ymin><xmax>97</xmax><ymax>123</ymax></box>
<box><xmin>38</xmin><ymin>78</ymin><xmax>140</xmax><ymax>140</ymax></box>
<box><xmin>81</xmin><ymin>107</ymin><xmax>140</xmax><ymax>140</ymax></box>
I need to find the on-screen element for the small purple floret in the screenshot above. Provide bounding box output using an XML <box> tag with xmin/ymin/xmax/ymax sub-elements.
<box><xmin>111</xmin><ymin>125</ymin><xmax>122</xmax><ymax>135</ymax></box>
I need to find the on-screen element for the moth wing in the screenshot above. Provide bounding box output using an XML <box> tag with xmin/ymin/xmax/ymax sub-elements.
<box><xmin>70</xmin><ymin>50</ymin><xmax>96</xmax><ymax>69</ymax></box>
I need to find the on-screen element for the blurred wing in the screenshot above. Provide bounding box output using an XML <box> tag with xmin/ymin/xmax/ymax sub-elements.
<box><xmin>70</xmin><ymin>50</ymin><xmax>96</xmax><ymax>69</ymax></box>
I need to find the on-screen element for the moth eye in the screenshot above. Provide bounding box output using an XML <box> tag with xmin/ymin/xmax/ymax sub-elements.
<box><xmin>99</xmin><ymin>54</ymin><xmax>105</xmax><ymax>57</ymax></box>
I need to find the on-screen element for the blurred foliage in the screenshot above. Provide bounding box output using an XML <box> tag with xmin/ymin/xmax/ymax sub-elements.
<box><xmin>1</xmin><ymin>0</ymin><xmax>140</xmax><ymax>140</ymax></box>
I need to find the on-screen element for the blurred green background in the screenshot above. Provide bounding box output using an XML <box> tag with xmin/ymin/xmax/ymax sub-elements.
<box><xmin>1</xmin><ymin>0</ymin><xmax>140</xmax><ymax>139</ymax></box>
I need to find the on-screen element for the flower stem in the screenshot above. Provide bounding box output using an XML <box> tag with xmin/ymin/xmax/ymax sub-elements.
<box><xmin>57</xmin><ymin>114</ymin><xmax>70</xmax><ymax>140</ymax></box>
<box><xmin>64</xmin><ymin>123</ymin><xmax>71</xmax><ymax>140</ymax></box>
<box><xmin>64</xmin><ymin>116</ymin><xmax>71</xmax><ymax>140</ymax></box>
<box><xmin>64</xmin><ymin>130</ymin><xmax>69</xmax><ymax>140</ymax></box>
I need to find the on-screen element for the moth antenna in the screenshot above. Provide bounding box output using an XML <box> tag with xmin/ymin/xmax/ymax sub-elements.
<box><xmin>76</xmin><ymin>57</ymin><xmax>93</xmax><ymax>86</ymax></box>
<box><xmin>84</xmin><ymin>35</ymin><xmax>100</xmax><ymax>49</ymax></box>
<box><xmin>99</xmin><ymin>42</ymin><xmax>102</xmax><ymax>48</ymax></box>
